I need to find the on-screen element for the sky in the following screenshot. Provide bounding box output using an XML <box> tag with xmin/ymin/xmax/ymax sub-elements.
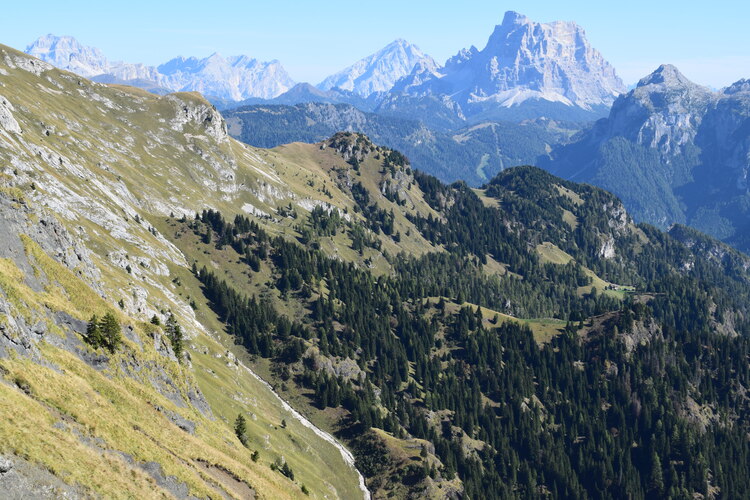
<box><xmin>1</xmin><ymin>0</ymin><xmax>749</xmax><ymax>88</ymax></box>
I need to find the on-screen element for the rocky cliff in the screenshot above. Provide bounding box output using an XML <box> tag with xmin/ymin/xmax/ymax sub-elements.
<box><xmin>381</xmin><ymin>11</ymin><xmax>625</xmax><ymax>123</ymax></box>
<box><xmin>318</xmin><ymin>39</ymin><xmax>437</xmax><ymax>97</ymax></box>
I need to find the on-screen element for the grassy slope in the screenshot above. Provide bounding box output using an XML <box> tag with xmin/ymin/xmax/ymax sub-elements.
<box><xmin>0</xmin><ymin>232</ymin><xmax>301</xmax><ymax>499</ymax></box>
<box><xmin>0</xmin><ymin>45</ymin><xmax>366</xmax><ymax>499</ymax></box>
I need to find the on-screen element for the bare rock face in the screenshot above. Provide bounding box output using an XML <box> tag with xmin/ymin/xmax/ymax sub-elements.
<box><xmin>25</xmin><ymin>35</ymin><xmax>108</xmax><ymax>78</ymax></box>
<box><xmin>0</xmin><ymin>94</ymin><xmax>21</xmax><ymax>134</ymax></box>
<box><xmin>606</xmin><ymin>64</ymin><xmax>715</xmax><ymax>156</ymax></box>
<box><xmin>167</xmin><ymin>94</ymin><xmax>228</xmax><ymax>143</ymax></box>
<box><xmin>700</xmin><ymin>79</ymin><xmax>750</xmax><ymax>191</ymax></box>
<box><xmin>0</xmin><ymin>455</ymin><xmax>83</xmax><ymax>499</ymax></box>
<box><xmin>395</xmin><ymin>11</ymin><xmax>624</xmax><ymax>112</ymax></box>
<box><xmin>157</xmin><ymin>53</ymin><xmax>295</xmax><ymax>101</ymax></box>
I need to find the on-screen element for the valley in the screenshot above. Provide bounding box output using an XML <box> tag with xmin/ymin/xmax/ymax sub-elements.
<box><xmin>1</xmin><ymin>6</ymin><xmax>749</xmax><ymax>500</ymax></box>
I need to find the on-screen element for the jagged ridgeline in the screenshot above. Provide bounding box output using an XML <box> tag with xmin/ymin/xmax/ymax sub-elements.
<box><xmin>1</xmin><ymin>43</ymin><xmax>750</xmax><ymax>500</ymax></box>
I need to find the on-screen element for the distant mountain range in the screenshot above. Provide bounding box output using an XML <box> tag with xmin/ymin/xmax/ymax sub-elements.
<box><xmin>25</xmin><ymin>34</ymin><xmax>296</xmax><ymax>100</ymax></box>
<box><xmin>545</xmin><ymin>64</ymin><xmax>750</xmax><ymax>252</ymax></box>
<box><xmin>23</xmin><ymin>14</ymin><xmax>750</xmax><ymax>255</ymax></box>
<box><xmin>25</xmin><ymin>11</ymin><xmax>626</xmax><ymax>123</ymax></box>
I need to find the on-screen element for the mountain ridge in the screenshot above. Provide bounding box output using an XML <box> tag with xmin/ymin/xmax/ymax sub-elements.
<box><xmin>380</xmin><ymin>11</ymin><xmax>625</xmax><ymax>124</ymax></box>
<box><xmin>25</xmin><ymin>34</ymin><xmax>295</xmax><ymax>100</ymax></box>
<box><xmin>317</xmin><ymin>39</ymin><xmax>437</xmax><ymax>97</ymax></box>
<box><xmin>25</xmin><ymin>12</ymin><xmax>626</xmax><ymax>125</ymax></box>
<box><xmin>546</xmin><ymin>63</ymin><xmax>750</xmax><ymax>252</ymax></box>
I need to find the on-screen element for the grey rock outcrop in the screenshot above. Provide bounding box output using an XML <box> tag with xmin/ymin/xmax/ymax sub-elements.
<box><xmin>0</xmin><ymin>456</ymin><xmax>12</xmax><ymax>473</ymax></box>
<box><xmin>0</xmin><ymin>95</ymin><xmax>21</xmax><ymax>134</ymax></box>
<box><xmin>0</xmin><ymin>455</ymin><xmax>82</xmax><ymax>499</ymax></box>
<box><xmin>167</xmin><ymin>94</ymin><xmax>228</xmax><ymax>143</ymax></box>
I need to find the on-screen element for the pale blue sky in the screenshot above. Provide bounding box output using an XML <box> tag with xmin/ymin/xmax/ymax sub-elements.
<box><xmin>1</xmin><ymin>0</ymin><xmax>748</xmax><ymax>87</ymax></box>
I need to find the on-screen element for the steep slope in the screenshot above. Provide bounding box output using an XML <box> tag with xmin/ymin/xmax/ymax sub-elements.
<box><xmin>5</xmin><ymin>42</ymin><xmax>750</xmax><ymax>500</ymax></box>
<box><xmin>0</xmin><ymin>44</ymin><xmax>365</xmax><ymax>498</ymax></box>
<box><xmin>318</xmin><ymin>39</ymin><xmax>437</xmax><ymax>98</ymax></box>
<box><xmin>25</xmin><ymin>35</ymin><xmax>295</xmax><ymax>100</ymax></box>
<box><xmin>546</xmin><ymin>65</ymin><xmax>750</xmax><ymax>253</ymax></box>
<box><xmin>380</xmin><ymin>11</ymin><xmax>625</xmax><ymax>124</ymax></box>
<box><xmin>163</xmin><ymin>142</ymin><xmax>750</xmax><ymax>498</ymax></box>
<box><xmin>223</xmin><ymin>102</ymin><xmax>580</xmax><ymax>184</ymax></box>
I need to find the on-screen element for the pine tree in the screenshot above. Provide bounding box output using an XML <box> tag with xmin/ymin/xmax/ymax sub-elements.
<box><xmin>649</xmin><ymin>451</ymin><xmax>664</xmax><ymax>497</ymax></box>
<box><xmin>85</xmin><ymin>314</ymin><xmax>104</xmax><ymax>348</ymax></box>
<box><xmin>165</xmin><ymin>314</ymin><xmax>184</xmax><ymax>362</ymax></box>
<box><xmin>99</xmin><ymin>312</ymin><xmax>121</xmax><ymax>353</ymax></box>
<box><xmin>235</xmin><ymin>414</ymin><xmax>248</xmax><ymax>447</ymax></box>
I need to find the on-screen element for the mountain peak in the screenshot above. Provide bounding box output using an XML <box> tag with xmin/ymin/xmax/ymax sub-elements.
<box><xmin>637</xmin><ymin>64</ymin><xmax>695</xmax><ymax>88</ymax></box>
<box><xmin>724</xmin><ymin>79</ymin><xmax>750</xmax><ymax>95</ymax></box>
<box><xmin>318</xmin><ymin>39</ymin><xmax>437</xmax><ymax>97</ymax></box>
<box><xmin>428</xmin><ymin>12</ymin><xmax>624</xmax><ymax>111</ymax></box>
<box><xmin>25</xmin><ymin>34</ymin><xmax>109</xmax><ymax>77</ymax></box>
<box><xmin>501</xmin><ymin>10</ymin><xmax>529</xmax><ymax>26</ymax></box>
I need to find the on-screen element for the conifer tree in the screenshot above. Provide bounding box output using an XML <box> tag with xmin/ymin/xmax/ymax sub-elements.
<box><xmin>165</xmin><ymin>314</ymin><xmax>184</xmax><ymax>362</ymax></box>
<box><xmin>85</xmin><ymin>314</ymin><xmax>104</xmax><ymax>348</ymax></box>
<box><xmin>99</xmin><ymin>312</ymin><xmax>121</xmax><ymax>353</ymax></box>
<box><xmin>235</xmin><ymin>414</ymin><xmax>248</xmax><ymax>446</ymax></box>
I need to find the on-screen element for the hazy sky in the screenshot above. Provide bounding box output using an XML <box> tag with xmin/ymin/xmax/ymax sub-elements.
<box><xmin>2</xmin><ymin>0</ymin><xmax>748</xmax><ymax>88</ymax></box>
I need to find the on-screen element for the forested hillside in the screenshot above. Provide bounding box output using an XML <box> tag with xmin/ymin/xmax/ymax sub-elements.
<box><xmin>169</xmin><ymin>134</ymin><xmax>750</xmax><ymax>499</ymax></box>
<box><xmin>2</xmin><ymin>40</ymin><xmax>750</xmax><ymax>499</ymax></box>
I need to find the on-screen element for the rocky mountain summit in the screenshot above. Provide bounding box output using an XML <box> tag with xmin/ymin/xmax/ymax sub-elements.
<box><xmin>318</xmin><ymin>39</ymin><xmax>437</xmax><ymax>97</ymax></box>
<box><xmin>604</xmin><ymin>64</ymin><xmax>715</xmax><ymax>155</ymax></box>
<box><xmin>25</xmin><ymin>34</ymin><xmax>295</xmax><ymax>100</ymax></box>
<box><xmin>382</xmin><ymin>11</ymin><xmax>625</xmax><ymax>123</ymax></box>
<box><xmin>547</xmin><ymin>64</ymin><xmax>750</xmax><ymax>251</ymax></box>
<box><xmin>25</xmin><ymin>34</ymin><xmax>109</xmax><ymax>77</ymax></box>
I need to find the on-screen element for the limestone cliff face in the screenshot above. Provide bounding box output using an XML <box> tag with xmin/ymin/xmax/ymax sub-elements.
<box><xmin>605</xmin><ymin>65</ymin><xmax>715</xmax><ymax>156</ymax></box>
<box><xmin>393</xmin><ymin>11</ymin><xmax>625</xmax><ymax>111</ymax></box>
<box><xmin>699</xmin><ymin>80</ymin><xmax>750</xmax><ymax>191</ymax></box>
